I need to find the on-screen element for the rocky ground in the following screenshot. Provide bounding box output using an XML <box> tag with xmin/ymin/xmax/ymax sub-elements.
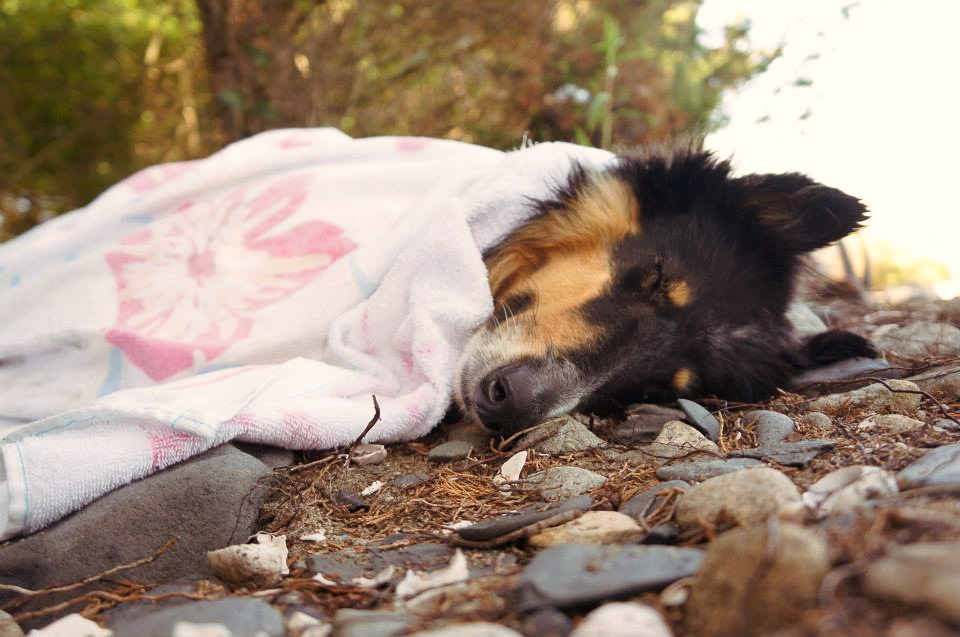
<box><xmin>3</xmin><ymin>290</ymin><xmax>960</xmax><ymax>637</ymax></box>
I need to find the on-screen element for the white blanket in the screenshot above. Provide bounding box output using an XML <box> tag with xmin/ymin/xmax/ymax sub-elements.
<box><xmin>0</xmin><ymin>129</ymin><xmax>613</xmax><ymax>538</ymax></box>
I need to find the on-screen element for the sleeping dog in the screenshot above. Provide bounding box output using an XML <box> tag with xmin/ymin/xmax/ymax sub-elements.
<box><xmin>456</xmin><ymin>146</ymin><xmax>876</xmax><ymax>437</ymax></box>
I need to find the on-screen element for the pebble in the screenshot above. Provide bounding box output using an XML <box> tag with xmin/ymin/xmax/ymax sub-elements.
<box><xmin>802</xmin><ymin>465</ymin><xmax>899</xmax><ymax>519</ymax></box>
<box><xmin>22</xmin><ymin>614</ymin><xmax>107</xmax><ymax>637</ymax></box>
<box><xmin>407</xmin><ymin>623</ymin><xmax>523</xmax><ymax>637</ymax></box>
<box><xmin>391</xmin><ymin>472</ymin><xmax>431</xmax><ymax>489</ymax></box>
<box><xmin>727</xmin><ymin>439</ymin><xmax>836</xmax><ymax>467</ymax></box>
<box><xmin>798</xmin><ymin>411</ymin><xmax>832</xmax><ymax>429</ymax></box>
<box><xmin>655</xmin><ymin>457</ymin><xmax>764</xmax><ymax>482</ymax></box>
<box><xmin>806</xmin><ymin>379</ymin><xmax>923</xmax><ymax>412</ymax></box>
<box><xmin>677</xmin><ymin>399</ymin><xmax>721</xmax><ymax>441</ymax></box>
<box><xmin>619</xmin><ymin>480</ymin><xmax>690</xmax><ymax>523</ymax></box>
<box><xmin>646</xmin><ymin>421</ymin><xmax>719</xmax><ymax>459</ymax></box>
<box><xmin>528</xmin><ymin>511</ymin><xmax>644</xmax><ymax>547</ymax></box>
<box><xmin>744</xmin><ymin>410</ymin><xmax>794</xmax><ymax>446</ymax></box>
<box><xmin>897</xmin><ymin>443</ymin><xmax>960</xmax><ymax>489</ymax></box>
<box><xmin>684</xmin><ymin>523</ymin><xmax>830</xmax><ymax>637</ymax></box>
<box><xmin>862</xmin><ymin>541</ymin><xmax>960</xmax><ymax>624</ymax></box>
<box><xmin>333</xmin><ymin>609</ymin><xmax>410</xmax><ymax>637</ymax></box>
<box><xmin>675</xmin><ymin>467</ymin><xmax>802</xmax><ymax>532</ymax></box>
<box><xmin>109</xmin><ymin>598</ymin><xmax>285</xmax><ymax>637</ymax></box>
<box><xmin>908</xmin><ymin>365</ymin><xmax>960</xmax><ymax>401</ymax></box>
<box><xmin>428</xmin><ymin>440</ymin><xmax>475</xmax><ymax>462</ymax></box>
<box><xmin>569</xmin><ymin>602</ymin><xmax>673</xmax><ymax>637</ymax></box>
<box><xmin>516</xmin><ymin>417</ymin><xmax>606</xmax><ymax>454</ymax></box>
<box><xmin>454</xmin><ymin>496</ymin><xmax>593</xmax><ymax>542</ymax></box>
<box><xmin>615</xmin><ymin>405</ymin><xmax>684</xmax><ymax>445</ymax></box>
<box><xmin>873</xmin><ymin>321</ymin><xmax>960</xmax><ymax>358</ymax></box>
<box><xmin>0</xmin><ymin>612</ymin><xmax>22</xmax><ymax>637</ymax></box>
<box><xmin>521</xmin><ymin>607</ymin><xmax>572</xmax><ymax>637</ymax></box>
<box><xmin>525</xmin><ymin>466</ymin><xmax>607</xmax><ymax>501</ymax></box>
<box><xmin>857</xmin><ymin>414</ymin><xmax>925</xmax><ymax>433</ymax></box>
<box><xmin>517</xmin><ymin>544</ymin><xmax>704</xmax><ymax>610</ymax></box>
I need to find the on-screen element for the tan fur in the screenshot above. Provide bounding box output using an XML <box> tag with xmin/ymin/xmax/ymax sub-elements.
<box><xmin>672</xmin><ymin>367</ymin><xmax>696</xmax><ymax>392</ymax></box>
<box><xmin>666</xmin><ymin>280</ymin><xmax>693</xmax><ymax>308</ymax></box>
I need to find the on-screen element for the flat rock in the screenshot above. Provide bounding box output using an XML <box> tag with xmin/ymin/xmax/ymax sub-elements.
<box><xmin>806</xmin><ymin>379</ymin><xmax>923</xmax><ymax>412</ymax></box>
<box><xmin>391</xmin><ymin>472</ymin><xmax>432</xmax><ymax>489</ymax></box>
<box><xmin>685</xmin><ymin>523</ymin><xmax>830</xmax><ymax>637</ymax></box>
<box><xmin>863</xmin><ymin>541</ymin><xmax>960</xmax><ymax>624</ymax></box>
<box><xmin>517</xmin><ymin>544</ymin><xmax>704</xmax><ymax>610</ymax></box>
<box><xmin>305</xmin><ymin>542</ymin><xmax>455</xmax><ymax>583</ymax></box>
<box><xmin>619</xmin><ymin>480</ymin><xmax>690</xmax><ymax>523</ymax></box>
<box><xmin>897</xmin><ymin>444</ymin><xmax>960</xmax><ymax>489</ymax></box>
<box><xmin>646</xmin><ymin>421</ymin><xmax>719</xmax><ymax>459</ymax></box>
<box><xmin>516</xmin><ymin>417</ymin><xmax>605</xmax><ymax>454</ymax></box>
<box><xmin>655</xmin><ymin>457</ymin><xmax>764</xmax><ymax>482</ymax></box>
<box><xmin>428</xmin><ymin>439</ymin><xmax>475</xmax><ymax>462</ymax></box>
<box><xmin>677</xmin><ymin>399</ymin><xmax>720</xmax><ymax>441</ymax></box>
<box><xmin>525</xmin><ymin>466</ymin><xmax>607</xmax><ymax>501</ymax></box>
<box><xmin>675</xmin><ymin>467</ymin><xmax>801</xmax><ymax>531</ymax></box>
<box><xmin>873</xmin><ymin>321</ymin><xmax>960</xmax><ymax>358</ymax></box>
<box><xmin>569</xmin><ymin>602</ymin><xmax>673</xmax><ymax>637</ymax></box>
<box><xmin>0</xmin><ymin>444</ymin><xmax>271</xmax><ymax>626</ymax></box>
<box><xmin>455</xmin><ymin>496</ymin><xmax>593</xmax><ymax>542</ymax></box>
<box><xmin>528</xmin><ymin>511</ymin><xmax>644</xmax><ymax>547</ymax></box>
<box><xmin>110</xmin><ymin>598</ymin><xmax>285</xmax><ymax>637</ymax></box>
<box><xmin>788</xmin><ymin>357</ymin><xmax>892</xmax><ymax>390</ymax></box>
<box><xmin>727</xmin><ymin>439</ymin><xmax>836</xmax><ymax>467</ymax></box>
<box><xmin>908</xmin><ymin>365</ymin><xmax>960</xmax><ymax>401</ymax></box>
<box><xmin>615</xmin><ymin>405</ymin><xmax>684</xmax><ymax>445</ymax></box>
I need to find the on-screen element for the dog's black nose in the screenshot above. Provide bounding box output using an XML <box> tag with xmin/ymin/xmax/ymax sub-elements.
<box><xmin>473</xmin><ymin>365</ymin><xmax>540</xmax><ymax>436</ymax></box>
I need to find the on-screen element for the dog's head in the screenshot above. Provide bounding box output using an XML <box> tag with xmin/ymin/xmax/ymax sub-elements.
<box><xmin>456</xmin><ymin>149</ymin><xmax>871</xmax><ymax>436</ymax></box>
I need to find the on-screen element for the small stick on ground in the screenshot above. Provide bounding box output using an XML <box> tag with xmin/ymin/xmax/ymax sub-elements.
<box><xmin>344</xmin><ymin>395</ymin><xmax>381</xmax><ymax>467</ymax></box>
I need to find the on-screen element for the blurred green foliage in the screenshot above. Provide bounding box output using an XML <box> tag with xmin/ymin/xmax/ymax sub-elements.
<box><xmin>1</xmin><ymin>0</ymin><xmax>774</xmax><ymax>241</ymax></box>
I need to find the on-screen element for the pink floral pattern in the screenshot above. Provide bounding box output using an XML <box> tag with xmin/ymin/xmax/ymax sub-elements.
<box><xmin>124</xmin><ymin>162</ymin><xmax>199</xmax><ymax>193</ymax></box>
<box><xmin>105</xmin><ymin>172</ymin><xmax>357</xmax><ymax>380</ymax></box>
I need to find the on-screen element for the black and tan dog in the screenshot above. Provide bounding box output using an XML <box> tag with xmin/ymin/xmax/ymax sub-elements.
<box><xmin>456</xmin><ymin>146</ymin><xmax>876</xmax><ymax>436</ymax></box>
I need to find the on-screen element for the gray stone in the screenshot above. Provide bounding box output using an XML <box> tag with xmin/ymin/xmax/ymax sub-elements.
<box><xmin>522</xmin><ymin>607</ymin><xmax>572</xmax><ymax>637</ymax></box>
<box><xmin>334</xmin><ymin>609</ymin><xmax>411</xmax><ymax>637</ymax></box>
<box><xmin>428</xmin><ymin>439</ymin><xmax>475</xmax><ymax>462</ymax></box>
<box><xmin>873</xmin><ymin>321</ymin><xmax>960</xmax><ymax>358</ymax></box>
<box><xmin>655</xmin><ymin>458</ymin><xmax>764</xmax><ymax>482</ymax></box>
<box><xmin>305</xmin><ymin>542</ymin><xmax>455</xmax><ymax>582</ymax></box>
<box><xmin>232</xmin><ymin>441</ymin><xmax>296</xmax><ymax>469</ymax></box>
<box><xmin>517</xmin><ymin>544</ymin><xmax>704</xmax><ymax>610</ymax></box>
<box><xmin>727</xmin><ymin>439</ymin><xmax>836</xmax><ymax>467</ymax></box>
<box><xmin>455</xmin><ymin>496</ymin><xmax>593</xmax><ymax>542</ymax></box>
<box><xmin>110</xmin><ymin>598</ymin><xmax>284</xmax><ymax>637</ymax></box>
<box><xmin>798</xmin><ymin>411</ymin><xmax>832</xmax><ymax>429</ymax></box>
<box><xmin>391</xmin><ymin>472</ymin><xmax>432</xmax><ymax>489</ymax></box>
<box><xmin>516</xmin><ymin>417</ymin><xmax>605</xmax><ymax>455</ymax></box>
<box><xmin>862</xmin><ymin>542</ymin><xmax>960</xmax><ymax>624</ymax></box>
<box><xmin>744</xmin><ymin>410</ymin><xmax>795</xmax><ymax>447</ymax></box>
<box><xmin>677</xmin><ymin>399</ymin><xmax>720</xmax><ymax>441</ymax></box>
<box><xmin>898</xmin><ymin>444</ymin><xmax>960</xmax><ymax>489</ymax></box>
<box><xmin>675</xmin><ymin>467</ymin><xmax>801</xmax><ymax>532</ymax></box>
<box><xmin>619</xmin><ymin>480</ymin><xmax>690</xmax><ymax>523</ymax></box>
<box><xmin>858</xmin><ymin>414</ymin><xmax>925</xmax><ymax>433</ymax></box>
<box><xmin>806</xmin><ymin>379</ymin><xmax>923</xmax><ymax>412</ymax></box>
<box><xmin>685</xmin><ymin>524</ymin><xmax>830</xmax><ymax>637</ymax></box>
<box><xmin>0</xmin><ymin>444</ymin><xmax>271</xmax><ymax>618</ymax></box>
<box><xmin>526</xmin><ymin>466</ymin><xmax>607</xmax><ymax>501</ymax></box>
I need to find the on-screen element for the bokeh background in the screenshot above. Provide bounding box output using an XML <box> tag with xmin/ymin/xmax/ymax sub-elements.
<box><xmin>1</xmin><ymin>0</ymin><xmax>955</xmax><ymax>296</ymax></box>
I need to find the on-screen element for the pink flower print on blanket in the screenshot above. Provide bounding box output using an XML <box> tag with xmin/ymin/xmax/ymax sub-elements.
<box><xmin>105</xmin><ymin>172</ymin><xmax>357</xmax><ymax>381</ymax></box>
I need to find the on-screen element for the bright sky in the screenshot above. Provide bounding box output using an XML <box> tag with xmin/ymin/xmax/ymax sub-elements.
<box><xmin>697</xmin><ymin>0</ymin><xmax>960</xmax><ymax>295</ymax></box>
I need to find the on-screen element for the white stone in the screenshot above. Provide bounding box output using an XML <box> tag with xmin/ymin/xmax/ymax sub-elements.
<box><xmin>675</xmin><ymin>467</ymin><xmax>801</xmax><ymax>531</ymax></box>
<box><xmin>529</xmin><ymin>511</ymin><xmax>644</xmax><ymax>547</ymax></box>
<box><xmin>647</xmin><ymin>420</ymin><xmax>719</xmax><ymax>459</ymax></box>
<box><xmin>858</xmin><ymin>414</ymin><xmax>925</xmax><ymax>433</ymax></box>
<box><xmin>570</xmin><ymin>602</ymin><xmax>673</xmax><ymax>637</ymax></box>
<box><xmin>806</xmin><ymin>379</ymin><xmax>923</xmax><ymax>413</ymax></box>
<box><xmin>873</xmin><ymin>321</ymin><xmax>960</xmax><ymax>358</ymax></box>
<box><xmin>802</xmin><ymin>465</ymin><xmax>898</xmax><ymax>519</ymax></box>
<box><xmin>407</xmin><ymin>623</ymin><xmax>523</xmax><ymax>637</ymax></box>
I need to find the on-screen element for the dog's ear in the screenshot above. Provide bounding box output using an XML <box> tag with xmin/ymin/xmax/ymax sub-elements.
<box><xmin>738</xmin><ymin>173</ymin><xmax>868</xmax><ymax>254</ymax></box>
